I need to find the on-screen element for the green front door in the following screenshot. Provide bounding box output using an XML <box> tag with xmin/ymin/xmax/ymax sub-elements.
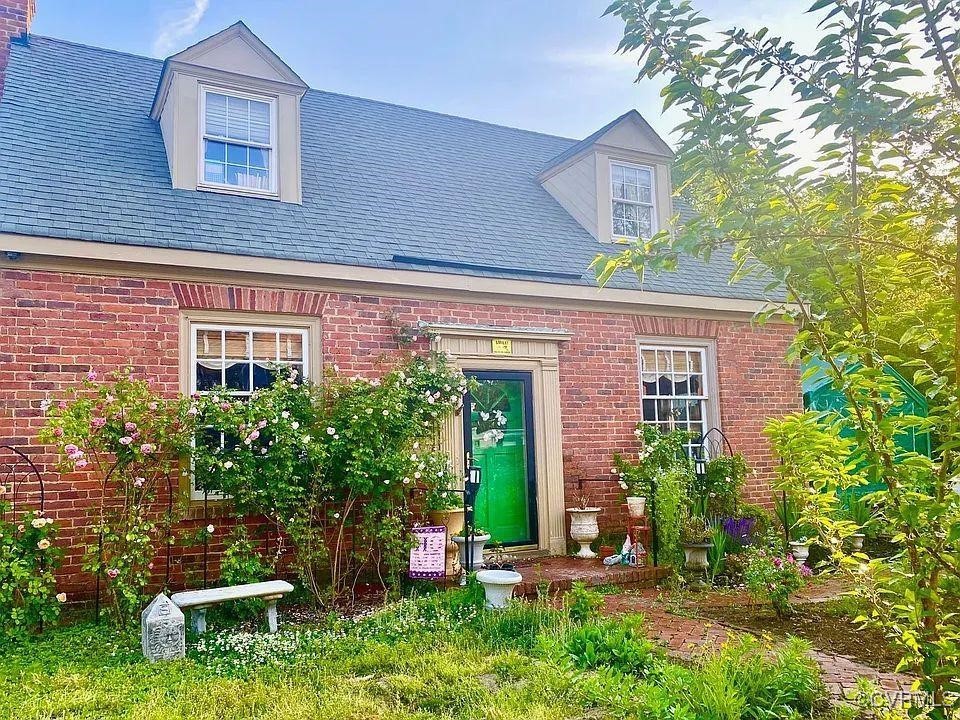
<box><xmin>463</xmin><ymin>371</ymin><xmax>537</xmax><ymax>546</ymax></box>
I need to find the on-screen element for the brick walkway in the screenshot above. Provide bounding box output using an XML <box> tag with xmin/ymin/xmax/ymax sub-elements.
<box><xmin>603</xmin><ymin>588</ymin><xmax>917</xmax><ymax>703</ymax></box>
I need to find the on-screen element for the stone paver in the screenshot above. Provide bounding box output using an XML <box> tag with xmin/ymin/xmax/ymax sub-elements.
<box><xmin>603</xmin><ymin>588</ymin><xmax>916</xmax><ymax>704</ymax></box>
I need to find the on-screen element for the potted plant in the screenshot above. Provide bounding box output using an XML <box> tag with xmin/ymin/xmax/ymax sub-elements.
<box><xmin>841</xmin><ymin>493</ymin><xmax>874</xmax><ymax>552</ymax></box>
<box><xmin>567</xmin><ymin>496</ymin><xmax>602</xmax><ymax>559</ymax></box>
<box><xmin>475</xmin><ymin>568</ymin><xmax>523</xmax><ymax>608</ymax></box>
<box><xmin>453</xmin><ymin>528</ymin><xmax>491</xmax><ymax>568</ymax></box>
<box><xmin>680</xmin><ymin>515</ymin><xmax>712</xmax><ymax>571</ymax></box>
<box><xmin>484</xmin><ymin>541</ymin><xmax>515</xmax><ymax>572</ymax></box>
<box><xmin>427</xmin><ymin>482</ymin><xmax>464</xmax><ymax>576</ymax></box>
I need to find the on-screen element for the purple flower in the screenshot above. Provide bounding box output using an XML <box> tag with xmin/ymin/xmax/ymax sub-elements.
<box><xmin>124</xmin><ymin>421</ymin><xmax>137</xmax><ymax>432</ymax></box>
<box><xmin>119</xmin><ymin>436</ymin><xmax>133</xmax><ymax>446</ymax></box>
<box><xmin>87</xmin><ymin>370</ymin><xmax>98</xmax><ymax>381</ymax></box>
<box><xmin>140</xmin><ymin>443</ymin><xmax>155</xmax><ymax>454</ymax></box>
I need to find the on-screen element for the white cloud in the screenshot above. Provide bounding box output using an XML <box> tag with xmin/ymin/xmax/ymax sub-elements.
<box><xmin>152</xmin><ymin>0</ymin><xmax>210</xmax><ymax>58</ymax></box>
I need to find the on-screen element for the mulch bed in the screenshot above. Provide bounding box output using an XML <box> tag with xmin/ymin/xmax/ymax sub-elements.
<box><xmin>700</xmin><ymin>600</ymin><xmax>902</xmax><ymax>673</ymax></box>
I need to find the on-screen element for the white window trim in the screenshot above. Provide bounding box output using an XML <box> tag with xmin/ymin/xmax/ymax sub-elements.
<box><xmin>636</xmin><ymin>336</ymin><xmax>721</xmax><ymax>454</ymax></box>
<box><xmin>611</xmin><ymin>160</ymin><xmax>658</xmax><ymax>240</ymax></box>
<box><xmin>189</xmin><ymin>321</ymin><xmax>311</xmax><ymax>501</ymax></box>
<box><xmin>198</xmin><ymin>86</ymin><xmax>279</xmax><ymax>197</ymax></box>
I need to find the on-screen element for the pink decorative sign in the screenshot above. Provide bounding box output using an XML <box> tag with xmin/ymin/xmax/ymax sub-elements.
<box><xmin>409</xmin><ymin>525</ymin><xmax>446</xmax><ymax>579</ymax></box>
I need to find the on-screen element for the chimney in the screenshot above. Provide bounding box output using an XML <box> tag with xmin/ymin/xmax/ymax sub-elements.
<box><xmin>0</xmin><ymin>0</ymin><xmax>34</xmax><ymax>100</ymax></box>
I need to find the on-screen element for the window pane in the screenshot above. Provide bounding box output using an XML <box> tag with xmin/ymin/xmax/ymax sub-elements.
<box><xmin>688</xmin><ymin>375</ymin><xmax>703</xmax><ymax>395</ymax></box>
<box><xmin>249</xmin><ymin>147</ymin><xmax>269</xmax><ymax>169</ymax></box>
<box><xmin>624</xmin><ymin>220</ymin><xmax>639</xmax><ymax>237</ymax></box>
<box><xmin>253</xmin><ymin>363</ymin><xmax>276</xmax><ymax>390</ymax></box>
<box><xmin>196</xmin><ymin>330</ymin><xmax>222</xmax><ymax>359</ymax></box>
<box><xmin>642</xmin><ymin>380</ymin><xmax>657</xmax><ymax>397</ymax></box>
<box><xmin>226</xmin><ymin>95</ymin><xmax>250</xmax><ymax>142</ymax></box>
<box><xmin>249</xmin><ymin>100</ymin><xmax>271</xmax><ymax>144</ymax></box>
<box><xmin>196</xmin><ymin>361</ymin><xmax>222</xmax><ymax>391</ymax></box>
<box><xmin>246</xmin><ymin>167</ymin><xmax>269</xmax><ymax>189</ymax></box>
<box><xmin>226</xmin><ymin>143</ymin><xmax>247</xmax><ymax>165</ymax></box>
<box><xmin>205</xmin><ymin>93</ymin><xmax>228</xmax><ymax>136</ymax></box>
<box><xmin>204</xmin><ymin>162</ymin><xmax>226</xmax><ymax>184</ymax></box>
<box><xmin>204</xmin><ymin>140</ymin><xmax>226</xmax><ymax>162</ymax></box>
<box><xmin>224</xmin><ymin>331</ymin><xmax>249</xmax><ymax>360</ymax></box>
<box><xmin>637</xmin><ymin>206</ymin><xmax>653</xmax><ymax>237</ymax></box>
<box><xmin>642</xmin><ymin>398</ymin><xmax>656</xmax><ymax>421</ymax></box>
<box><xmin>689</xmin><ymin>352</ymin><xmax>703</xmax><ymax>373</ymax></box>
<box><xmin>279</xmin><ymin>333</ymin><xmax>304</xmax><ymax>361</ymax></box>
<box><xmin>224</xmin><ymin>362</ymin><xmax>251</xmax><ymax>392</ymax></box>
<box><xmin>252</xmin><ymin>332</ymin><xmax>277</xmax><ymax>361</ymax></box>
<box><xmin>226</xmin><ymin>165</ymin><xmax>243</xmax><ymax>186</ymax></box>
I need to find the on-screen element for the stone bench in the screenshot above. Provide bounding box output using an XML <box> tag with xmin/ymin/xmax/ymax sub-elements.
<box><xmin>171</xmin><ymin>580</ymin><xmax>294</xmax><ymax>634</ymax></box>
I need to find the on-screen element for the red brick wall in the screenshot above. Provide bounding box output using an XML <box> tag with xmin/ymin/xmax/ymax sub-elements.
<box><xmin>0</xmin><ymin>268</ymin><xmax>800</xmax><ymax>595</ymax></box>
<box><xmin>0</xmin><ymin>0</ymin><xmax>33</xmax><ymax>99</ymax></box>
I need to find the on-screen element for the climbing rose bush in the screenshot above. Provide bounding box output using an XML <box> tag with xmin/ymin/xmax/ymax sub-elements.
<box><xmin>38</xmin><ymin>369</ymin><xmax>195</xmax><ymax>628</ymax></box>
<box><xmin>193</xmin><ymin>352</ymin><xmax>468</xmax><ymax>605</ymax></box>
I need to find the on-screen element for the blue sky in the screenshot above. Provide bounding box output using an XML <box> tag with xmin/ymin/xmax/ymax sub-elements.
<box><xmin>31</xmin><ymin>1</ymin><xmax>816</xmax><ymax>142</ymax></box>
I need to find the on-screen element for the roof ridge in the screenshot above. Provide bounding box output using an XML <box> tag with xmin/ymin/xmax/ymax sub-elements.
<box><xmin>25</xmin><ymin>34</ymin><xmax>579</xmax><ymax>145</ymax></box>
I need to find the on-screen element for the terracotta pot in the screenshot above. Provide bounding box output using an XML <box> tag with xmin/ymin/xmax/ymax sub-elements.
<box><xmin>625</xmin><ymin>496</ymin><xmax>646</xmax><ymax>518</ymax></box>
<box><xmin>567</xmin><ymin>507</ymin><xmax>602</xmax><ymax>559</ymax></box>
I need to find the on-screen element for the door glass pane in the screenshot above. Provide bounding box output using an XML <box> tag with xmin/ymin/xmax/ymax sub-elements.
<box><xmin>468</xmin><ymin>377</ymin><xmax>533</xmax><ymax>545</ymax></box>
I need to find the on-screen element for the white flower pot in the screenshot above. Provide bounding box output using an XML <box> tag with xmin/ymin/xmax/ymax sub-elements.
<box><xmin>476</xmin><ymin>569</ymin><xmax>523</xmax><ymax>609</ymax></box>
<box><xmin>453</xmin><ymin>533</ymin><xmax>490</xmax><ymax>568</ymax></box>
<box><xmin>849</xmin><ymin>533</ymin><xmax>865</xmax><ymax>552</ymax></box>
<box><xmin>625</xmin><ymin>496</ymin><xmax>646</xmax><ymax>518</ymax></box>
<box><xmin>682</xmin><ymin>543</ymin><xmax>711</xmax><ymax>571</ymax></box>
<box><xmin>789</xmin><ymin>541</ymin><xmax>811</xmax><ymax>564</ymax></box>
<box><xmin>567</xmin><ymin>507</ymin><xmax>602</xmax><ymax>559</ymax></box>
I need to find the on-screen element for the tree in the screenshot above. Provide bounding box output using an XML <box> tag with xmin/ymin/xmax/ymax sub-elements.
<box><xmin>597</xmin><ymin>0</ymin><xmax>960</xmax><ymax>707</ymax></box>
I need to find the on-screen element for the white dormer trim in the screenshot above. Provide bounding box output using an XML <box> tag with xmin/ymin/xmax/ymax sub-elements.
<box><xmin>151</xmin><ymin>22</ymin><xmax>307</xmax><ymax>204</ymax></box>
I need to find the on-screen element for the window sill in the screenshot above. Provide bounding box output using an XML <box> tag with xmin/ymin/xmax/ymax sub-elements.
<box><xmin>196</xmin><ymin>182</ymin><xmax>280</xmax><ymax>201</ymax></box>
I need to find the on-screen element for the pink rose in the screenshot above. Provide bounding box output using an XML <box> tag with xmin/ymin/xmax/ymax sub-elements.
<box><xmin>248</xmin><ymin>430</ymin><xmax>260</xmax><ymax>442</ymax></box>
<box><xmin>106</xmin><ymin>568</ymin><xmax>119</xmax><ymax>579</ymax></box>
<box><xmin>133</xmin><ymin>477</ymin><xmax>145</xmax><ymax>488</ymax></box>
<box><xmin>148</xmin><ymin>402</ymin><xmax>158</xmax><ymax>411</ymax></box>
<box><xmin>64</xmin><ymin>443</ymin><xmax>78</xmax><ymax>454</ymax></box>
<box><xmin>140</xmin><ymin>444</ymin><xmax>155</xmax><ymax>454</ymax></box>
<box><xmin>87</xmin><ymin>370</ymin><xmax>98</xmax><ymax>381</ymax></box>
<box><xmin>67</xmin><ymin>450</ymin><xmax>84</xmax><ymax>461</ymax></box>
<box><xmin>58</xmin><ymin>401</ymin><xmax>68</xmax><ymax>410</ymax></box>
<box><xmin>187</xmin><ymin>406</ymin><xmax>198</xmax><ymax>417</ymax></box>
<box><xmin>74</xmin><ymin>458</ymin><xmax>88</xmax><ymax>469</ymax></box>
<box><xmin>124</xmin><ymin>421</ymin><xmax>137</xmax><ymax>432</ymax></box>
<box><xmin>220</xmin><ymin>403</ymin><xmax>231</xmax><ymax>411</ymax></box>
<box><xmin>119</xmin><ymin>436</ymin><xmax>133</xmax><ymax>446</ymax></box>
<box><xmin>53</xmin><ymin>427</ymin><xmax>64</xmax><ymax>438</ymax></box>
<box><xmin>90</xmin><ymin>417</ymin><xmax>106</xmax><ymax>430</ymax></box>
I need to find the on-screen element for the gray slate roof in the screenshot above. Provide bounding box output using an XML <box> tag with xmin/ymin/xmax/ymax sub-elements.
<box><xmin>0</xmin><ymin>35</ymin><xmax>769</xmax><ymax>301</ymax></box>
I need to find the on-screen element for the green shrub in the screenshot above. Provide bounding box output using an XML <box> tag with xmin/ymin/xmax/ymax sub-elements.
<box><xmin>742</xmin><ymin>547</ymin><xmax>811</xmax><ymax>618</ymax></box>
<box><xmin>564</xmin><ymin>615</ymin><xmax>662</xmax><ymax>677</ymax></box>
<box><xmin>215</xmin><ymin>525</ymin><xmax>274</xmax><ymax>623</ymax></box>
<box><xmin>566</xmin><ymin>582</ymin><xmax>604</xmax><ymax>624</ymax></box>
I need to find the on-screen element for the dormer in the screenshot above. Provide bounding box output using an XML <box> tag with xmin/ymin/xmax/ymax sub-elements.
<box><xmin>538</xmin><ymin>110</ymin><xmax>674</xmax><ymax>243</ymax></box>
<box><xmin>150</xmin><ymin>22</ymin><xmax>308</xmax><ymax>204</ymax></box>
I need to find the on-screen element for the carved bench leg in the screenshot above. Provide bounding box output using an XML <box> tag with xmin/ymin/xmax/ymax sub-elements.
<box><xmin>265</xmin><ymin>600</ymin><xmax>278</xmax><ymax>633</ymax></box>
<box><xmin>191</xmin><ymin>608</ymin><xmax>207</xmax><ymax>634</ymax></box>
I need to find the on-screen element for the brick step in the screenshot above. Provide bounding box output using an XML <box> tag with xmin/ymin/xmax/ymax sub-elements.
<box><xmin>510</xmin><ymin>556</ymin><xmax>671</xmax><ymax>597</ymax></box>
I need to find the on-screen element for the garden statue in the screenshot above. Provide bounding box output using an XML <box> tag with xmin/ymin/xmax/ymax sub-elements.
<box><xmin>141</xmin><ymin>593</ymin><xmax>185</xmax><ymax>662</ymax></box>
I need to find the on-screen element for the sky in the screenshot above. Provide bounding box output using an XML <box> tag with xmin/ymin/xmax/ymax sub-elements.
<box><xmin>30</xmin><ymin>0</ymin><xmax>820</xmax><ymax>143</ymax></box>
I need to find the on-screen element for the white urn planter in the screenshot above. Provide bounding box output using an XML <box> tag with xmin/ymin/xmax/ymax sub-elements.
<box><xmin>682</xmin><ymin>543</ymin><xmax>712</xmax><ymax>571</ymax></box>
<box><xmin>453</xmin><ymin>533</ymin><xmax>490</xmax><ymax>569</ymax></box>
<box><xmin>848</xmin><ymin>533</ymin><xmax>866</xmax><ymax>552</ymax></box>
<box><xmin>476</xmin><ymin>569</ymin><xmax>523</xmax><ymax>609</ymax></box>
<box><xmin>625</xmin><ymin>496</ymin><xmax>647</xmax><ymax>519</ymax></box>
<box><xmin>789</xmin><ymin>541</ymin><xmax>811</xmax><ymax>564</ymax></box>
<box><xmin>567</xmin><ymin>507</ymin><xmax>602</xmax><ymax>559</ymax></box>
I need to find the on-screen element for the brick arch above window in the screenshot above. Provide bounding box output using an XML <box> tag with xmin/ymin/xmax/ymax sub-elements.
<box><xmin>171</xmin><ymin>282</ymin><xmax>327</xmax><ymax>315</ymax></box>
<box><xmin>632</xmin><ymin>315</ymin><xmax>720</xmax><ymax>338</ymax></box>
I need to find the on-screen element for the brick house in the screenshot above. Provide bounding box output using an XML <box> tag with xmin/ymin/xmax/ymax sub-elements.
<box><xmin>0</xmin><ymin>3</ymin><xmax>800</xmax><ymax>595</ymax></box>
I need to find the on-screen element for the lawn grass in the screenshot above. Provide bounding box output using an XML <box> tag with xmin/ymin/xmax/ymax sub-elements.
<box><xmin>0</xmin><ymin>585</ymin><xmax>825</xmax><ymax>719</ymax></box>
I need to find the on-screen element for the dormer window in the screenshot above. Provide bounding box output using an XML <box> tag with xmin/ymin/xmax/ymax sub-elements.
<box><xmin>611</xmin><ymin>161</ymin><xmax>657</xmax><ymax>239</ymax></box>
<box><xmin>201</xmin><ymin>88</ymin><xmax>276</xmax><ymax>193</ymax></box>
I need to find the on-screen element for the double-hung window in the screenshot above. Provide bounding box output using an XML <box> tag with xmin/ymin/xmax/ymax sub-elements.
<box><xmin>639</xmin><ymin>344</ymin><xmax>710</xmax><ymax>456</ymax></box>
<box><xmin>190</xmin><ymin>323</ymin><xmax>309</xmax><ymax>499</ymax></box>
<box><xmin>201</xmin><ymin>89</ymin><xmax>275</xmax><ymax>193</ymax></box>
<box><xmin>611</xmin><ymin>162</ymin><xmax>657</xmax><ymax>239</ymax></box>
